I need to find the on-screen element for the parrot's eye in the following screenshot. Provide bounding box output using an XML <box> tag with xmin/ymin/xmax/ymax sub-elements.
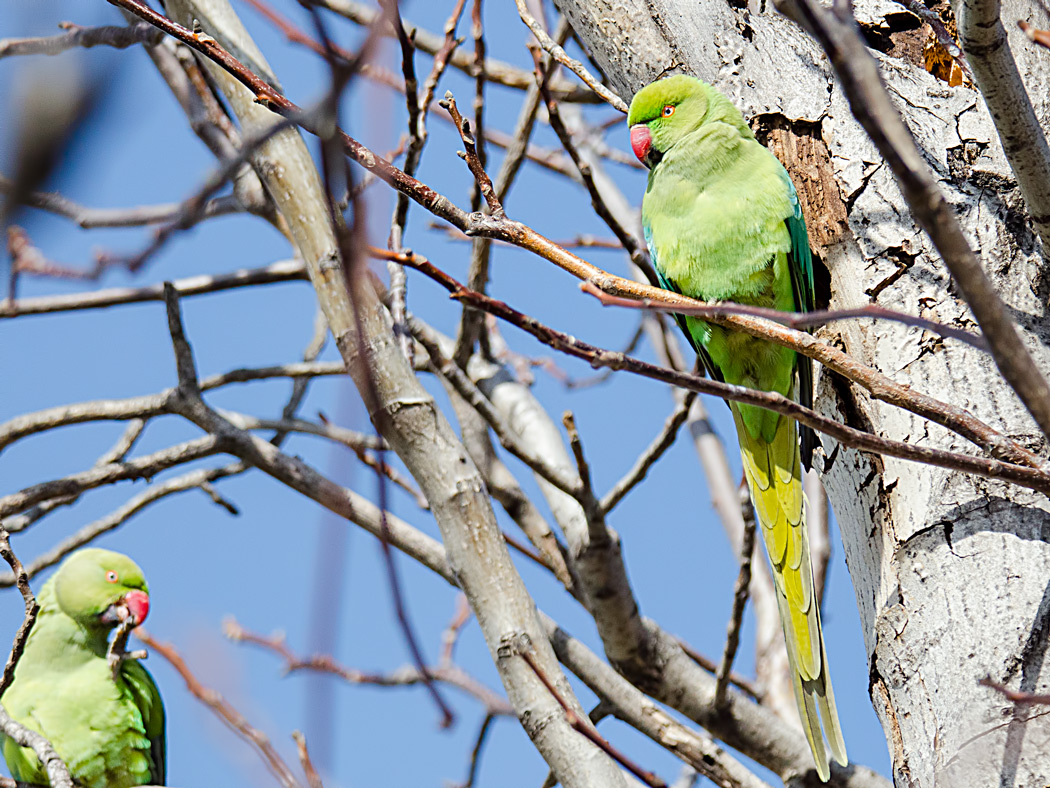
<box><xmin>662</xmin><ymin>105</ymin><xmax>675</xmax><ymax>117</ymax></box>
<box><xmin>106</xmin><ymin>571</ymin><xmax>119</xmax><ymax>584</ymax></box>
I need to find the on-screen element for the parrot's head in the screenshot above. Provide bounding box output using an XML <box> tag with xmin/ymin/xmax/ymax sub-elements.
<box><xmin>627</xmin><ymin>74</ymin><xmax>750</xmax><ymax>169</ymax></box>
<box><xmin>53</xmin><ymin>548</ymin><xmax>151</xmax><ymax>631</ymax></box>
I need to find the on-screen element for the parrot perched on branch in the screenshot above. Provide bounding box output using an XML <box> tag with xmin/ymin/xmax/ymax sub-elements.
<box><xmin>1</xmin><ymin>548</ymin><xmax>165</xmax><ymax>788</ymax></box>
<box><xmin>628</xmin><ymin>74</ymin><xmax>847</xmax><ymax>780</ymax></box>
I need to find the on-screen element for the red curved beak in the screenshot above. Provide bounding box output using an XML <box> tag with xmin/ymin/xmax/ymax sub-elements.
<box><xmin>123</xmin><ymin>590</ymin><xmax>150</xmax><ymax>625</ymax></box>
<box><xmin>630</xmin><ymin>124</ymin><xmax>652</xmax><ymax>164</ymax></box>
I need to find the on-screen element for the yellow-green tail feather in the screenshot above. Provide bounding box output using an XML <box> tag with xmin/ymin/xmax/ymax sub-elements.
<box><xmin>733</xmin><ymin>407</ymin><xmax>847</xmax><ymax>780</ymax></box>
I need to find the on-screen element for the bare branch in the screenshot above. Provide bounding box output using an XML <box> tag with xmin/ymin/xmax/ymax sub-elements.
<box><xmin>310</xmin><ymin>0</ymin><xmax>599</xmax><ymax>101</ymax></box>
<box><xmin>0</xmin><ymin>178</ymin><xmax>243</xmax><ymax>229</ymax></box>
<box><xmin>0</xmin><ymin>707</ymin><xmax>72</xmax><ymax>788</ymax></box>
<box><xmin>714</xmin><ymin>485</ymin><xmax>756</xmax><ymax>709</ymax></box>
<box><xmin>224</xmin><ymin>618</ymin><xmax>513</xmax><ymax>715</ymax></box>
<box><xmin>600</xmin><ymin>392</ymin><xmax>696</xmax><ymax>514</ymax></box>
<box><xmin>539</xmin><ymin>69</ymin><xmax>655</xmax><ymax>282</ymax></box>
<box><xmin>441</xmin><ymin>92</ymin><xmax>503</xmax><ymax>217</ymax></box>
<box><xmin>0</xmin><ymin>464</ymin><xmax>245</xmax><ymax>586</ymax></box>
<box><xmin>979</xmin><ymin>676</ymin><xmax>1050</xmax><ymax>705</ymax></box>
<box><xmin>456</xmin><ymin>713</ymin><xmax>496</xmax><ymax>788</ymax></box>
<box><xmin>512</xmin><ymin>0</ymin><xmax>628</xmax><ymax>113</ymax></box>
<box><xmin>1019</xmin><ymin>20</ymin><xmax>1050</xmax><ymax>49</ymax></box>
<box><xmin>0</xmin><ymin>436</ymin><xmax>229</xmax><ymax>519</ymax></box>
<box><xmin>0</xmin><ymin>21</ymin><xmax>161</xmax><ymax>58</ymax></box>
<box><xmin>413</xmin><ymin>324</ymin><xmax>582</xmax><ymax>498</ymax></box>
<box><xmin>520</xmin><ymin>649</ymin><xmax>667</xmax><ymax>788</ymax></box>
<box><xmin>547</xmin><ymin>621</ymin><xmax>774</xmax><ymax>788</ymax></box>
<box><xmin>402</xmin><ymin>251</ymin><xmax>1050</xmax><ymax>495</ymax></box>
<box><xmin>292</xmin><ymin>732</ymin><xmax>324</xmax><ymax>788</ymax></box>
<box><xmin>0</xmin><ymin>532</ymin><xmax>38</xmax><ymax>696</ymax></box>
<box><xmin>136</xmin><ymin>628</ymin><xmax>304</xmax><ymax>788</ymax></box>
<box><xmin>0</xmin><ymin>260</ymin><xmax>306</xmax><ymax>318</ymax></box>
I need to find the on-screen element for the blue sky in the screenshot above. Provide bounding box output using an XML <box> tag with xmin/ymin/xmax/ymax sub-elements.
<box><xmin>0</xmin><ymin>0</ymin><xmax>891</xmax><ymax>785</ymax></box>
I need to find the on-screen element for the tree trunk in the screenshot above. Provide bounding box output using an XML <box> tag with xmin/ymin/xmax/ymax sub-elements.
<box><xmin>557</xmin><ymin>0</ymin><xmax>1050</xmax><ymax>784</ymax></box>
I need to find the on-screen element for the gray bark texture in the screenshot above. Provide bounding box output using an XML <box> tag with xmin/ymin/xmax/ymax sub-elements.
<box><xmin>555</xmin><ymin>0</ymin><xmax>1050</xmax><ymax>785</ymax></box>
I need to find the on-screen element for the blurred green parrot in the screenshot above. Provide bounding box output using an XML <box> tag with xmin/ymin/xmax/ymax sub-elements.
<box><xmin>628</xmin><ymin>74</ymin><xmax>846</xmax><ymax>780</ymax></box>
<box><xmin>1</xmin><ymin>548</ymin><xmax>164</xmax><ymax>787</ymax></box>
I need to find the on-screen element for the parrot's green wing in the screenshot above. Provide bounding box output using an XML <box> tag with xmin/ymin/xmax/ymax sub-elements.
<box><xmin>645</xmin><ymin>222</ymin><xmax>722</xmax><ymax>382</ymax></box>
<box><xmin>782</xmin><ymin>173</ymin><xmax>819</xmax><ymax>470</ymax></box>
<box><xmin>122</xmin><ymin>660</ymin><xmax>166</xmax><ymax>784</ymax></box>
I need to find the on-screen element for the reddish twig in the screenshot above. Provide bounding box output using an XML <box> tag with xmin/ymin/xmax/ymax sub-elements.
<box><xmin>223</xmin><ymin>618</ymin><xmax>512</xmax><ymax>715</ymax></box>
<box><xmin>980</xmin><ymin>676</ymin><xmax>1050</xmax><ymax>705</ymax></box>
<box><xmin>292</xmin><ymin>731</ymin><xmax>324</xmax><ymax>788</ymax></box>
<box><xmin>1019</xmin><ymin>20</ymin><xmax>1050</xmax><ymax>48</ymax></box>
<box><xmin>519</xmin><ymin>649</ymin><xmax>667</xmax><ymax>788</ymax></box>
<box><xmin>440</xmin><ymin>92</ymin><xmax>502</xmax><ymax>216</ymax></box>
<box><xmin>136</xmin><ymin>628</ymin><xmax>305</xmax><ymax>788</ymax></box>
<box><xmin>397</xmin><ymin>250</ymin><xmax>1050</xmax><ymax>495</ymax></box>
<box><xmin>581</xmin><ymin>280</ymin><xmax>986</xmax><ymax>351</ymax></box>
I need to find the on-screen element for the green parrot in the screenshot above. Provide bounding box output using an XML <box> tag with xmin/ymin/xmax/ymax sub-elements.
<box><xmin>1</xmin><ymin>548</ymin><xmax>165</xmax><ymax>787</ymax></box>
<box><xmin>628</xmin><ymin>74</ymin><xmax>846</xmax><ymax>780</ymax></box>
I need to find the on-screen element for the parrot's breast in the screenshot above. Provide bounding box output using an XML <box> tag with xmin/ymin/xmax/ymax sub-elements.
<box><xmin>3</xmin><ymin>661</ymin><xmax>156</xmax><ymax>788</ymax></box>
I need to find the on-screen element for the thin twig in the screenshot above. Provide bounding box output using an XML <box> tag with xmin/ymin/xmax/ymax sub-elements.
<box><xmin>136</xmin><ymin>628</ymin><xmax>304</xmax><ymax>788</ymax></box>
<box><xmin>469</xmin><ymin>0</ymin><xmax>487</xmax><ymax>213</ymax></box>
<box><xmin>714</xmin><ymin>484</ymin><xmax>756</xmax><ymax>709</ymax></box>
<box><xmin>223</xmin><ymin>619</ymin><xmax>513</xmax><ymax>715</ymax></box>
<box><xmin>95</xmin><ymin>420</ymin><xmax>147</xmax><ymax>466</ymax></box>
<box><xmin>979</xmin><ymin>676</ymin><xmax>1050</xmax><ymax>705</ymax></box>
<box><xmin>0</xmin><ymin>178</ymin><xmax>243</xmax><ymax>228</ymax></box>
<box><xmin>440</xmin><ymin>92</ymin><xmax>502</xmax><ymax>216</ymax></box>
<box><xmin>600</xmin><ymin>391</ymin><xmax>697</xmax><ymax>513</ymax></box>
<box><xmin>106</xmin><ymin>618</ymin><xmax>146</xmax><ymax>679</ymax></box>
<box><xmin>0</xmin><ymin>435</ymin><xmax>229</xmax><ymax>519</ymax></box>
<box><xmin>520</xmin><ymin>649</ymin><xmax>667</xmax><ymax>788</ymax></box>
<box><xmin>440</xmin><ymin>593</ymin><xmax>473</xmax><ymax>666</ymax></box>
<box><xmin>400</xmin><ymin>253</ymin><xmax>1050</xmax><ymax>495</ymax></box>
<box><xmin>0</xmin><ymin>260</ymin><xmax>306</xmax><ymax>318</ymax></box>
<box><xmin>1019</xmin><ymin>20</ymin><xmax>1050</xmax><ymax>49</ymax></box>
<box><xmin>539</xmin><ymin>73</ymin><xmax>656</xmax><ymax>283</ymax></box>
<box><xmin>580</xmin><ymin>278</ymin><xmax>987</xmax><ymax>352</ymax></box>
<box><xmin>413</xmin><ymin>324</ymin><xmax>582</xmax><ymax>497</ymax></box>
<box><xmin>456</xmin><ymin>712</ymin><xmax>496</xmax><ymax>788</ymax></box>
<box><xmin>512</xmin><ymin>0</ymin><xmax>628</xmax><ymax>112</ymax></box>
<box><xmin>309</xmin><ymin>0</ymin><xmax>597</xmax><ymax>101</ymax></box>
<box><xmin>292</xmin><ymin>731</ymin><xmax>324</xmax><ymax>788</ymax></box>
<box><xmin>0</xmin><ymin>464</ymin><xmax>245</xmax><ymax>584</ymax></box>
<box><xmin>0</xmin><ymin>21</ymin><xmax>161</xmax><ymax>58</ymax></box>
<box><xmin>0</xmin><ymin>531</ymin><xmax>39</xmax><ymax>696</ymax></box>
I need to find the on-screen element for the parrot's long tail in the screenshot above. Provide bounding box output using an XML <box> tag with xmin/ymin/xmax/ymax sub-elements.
<box><xmin>732</xmin><ymin>408</ymin><xmax>847</xmax><ymax>782</ymax></box>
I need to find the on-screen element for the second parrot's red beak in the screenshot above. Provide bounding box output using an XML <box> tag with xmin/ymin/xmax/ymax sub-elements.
<box><xmin>101</xmin><ymin>590</ymin><xmax>150</xmax><ymax>626</ymax></box>
<box><xmin>630</xmin><ymin>124</ymin><xmax>652</xmax><ymax>163</ymax></box>
<box><xmin>123</xmin><ymin>590</ymin><xmax>150</xmax><ymax>625</ymax></box>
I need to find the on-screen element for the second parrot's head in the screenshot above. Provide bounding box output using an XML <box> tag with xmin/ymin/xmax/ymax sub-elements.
<box><xmin>53</xmin><ymin>548</ymin><xmax>151</xmax><ymax>630</ymax></box>
<box><xmin>627</xmin><ymin>75</ymin><xmax>749</xmax><ymax>169</ymax></box>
